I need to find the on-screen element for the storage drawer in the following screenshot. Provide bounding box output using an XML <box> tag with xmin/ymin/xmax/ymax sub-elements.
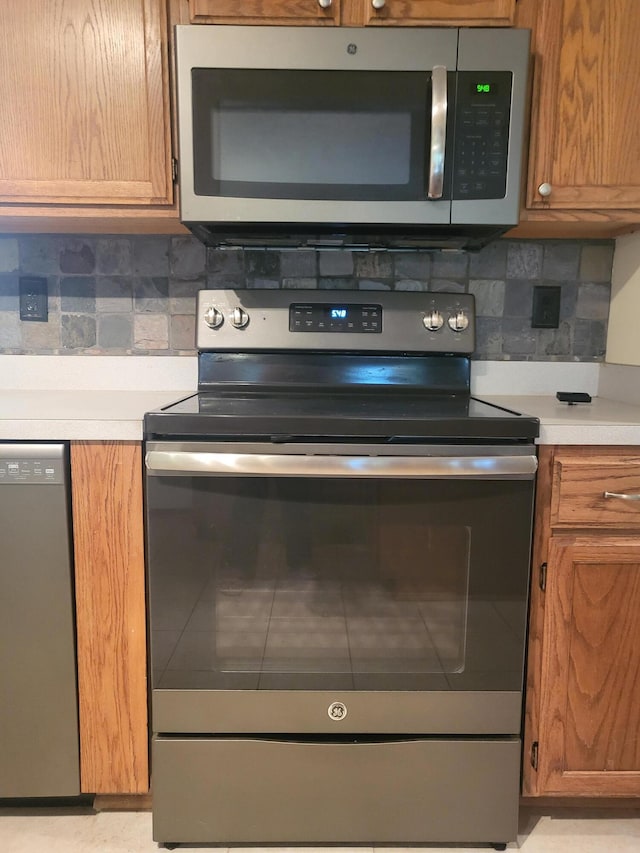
<box><xmin>152</xmin><ymin>736</ymin><xmax>520</xmax><ymax>844</ymax></box>
<box><xmin>551</xmin><ymin>454</ymin><xmax>640</xmax><ymax>528</ymax></box>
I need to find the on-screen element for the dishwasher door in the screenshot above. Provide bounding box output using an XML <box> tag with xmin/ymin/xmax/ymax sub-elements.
<box><xmin>0</xmin><ymin>443</ymin><xmax>80</xmax><ymax>797</ymax></box>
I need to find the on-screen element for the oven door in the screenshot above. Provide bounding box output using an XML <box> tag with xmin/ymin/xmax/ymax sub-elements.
<box><xmin>145</xmin><ymin>441</ymin><xmax>536</xmax><ymax>736</ymax></box>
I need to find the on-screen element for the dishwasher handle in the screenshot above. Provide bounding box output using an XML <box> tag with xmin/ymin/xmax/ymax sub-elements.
<box><xmin>146</xmin><ymin>450</ymin><xmax>537</xmax><ymax>480</ymax></box>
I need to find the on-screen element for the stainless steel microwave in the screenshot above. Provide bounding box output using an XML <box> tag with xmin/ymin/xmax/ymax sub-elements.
<box><xmin>175</xmin><ymin>25</ymin><xmax>531</xmax><ymax>250</ymax></box>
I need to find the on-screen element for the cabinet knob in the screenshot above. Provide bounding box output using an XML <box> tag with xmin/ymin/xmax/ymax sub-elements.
<box><xmin>538</xmin><ymin>182</ymin><xmax>553</xmax><ymax>198</ymax></box>
<box><xmin>317</xmin><ymin>0</ymin><xmax>332</xmax><ymax>7</ymax></box>
<box><xmin>371</xmin><ymin>0</ymin><xmax>386</xmax><ymax>9</ymax></box>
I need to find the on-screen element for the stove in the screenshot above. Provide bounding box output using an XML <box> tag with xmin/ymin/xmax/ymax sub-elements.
<box><xmin>144</xmin><ymin>289</ymin><xmax>538</xmax><ymax>849</ymax></box>
<box><xmin>146</xmin><ymin>289</ymin><xmax>538</xmax><ymax>443</ymax></box>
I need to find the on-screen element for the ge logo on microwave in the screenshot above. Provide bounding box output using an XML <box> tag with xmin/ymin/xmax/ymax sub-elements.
<box><xmin>328</xmin><ymin>701</ymin><xmax>348</xmax><ymax>721</ymax></box>
<box><xmin>347</xmin><ymin>43</ymin><xmax>357</xmax><ymax>55</ymax></box>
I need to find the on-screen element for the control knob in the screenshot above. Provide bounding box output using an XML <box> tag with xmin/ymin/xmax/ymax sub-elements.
<box><xmin>422</xmin><ymin>310</ymin><xmax>444</xmax><ymax>332</ymax></box>
<box><xmin>203</xmin><ymin>306</ymin><xmax>224</xmax><ymax>329</ymax></box>
<box><xmin>230</xmin><ymin>306</ymin><xmax>249</xmax><ymax>329</ymax></box>
<box><xmin>448</xmin><ymin>310</ymin><xmax>470</xmax><ymax>332</ymax></box>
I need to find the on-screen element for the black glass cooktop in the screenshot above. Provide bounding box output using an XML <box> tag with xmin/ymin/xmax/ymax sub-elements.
<box><xmin>145</xmin><ymin>351</ymin><xmax>539</xmax><ymax>442</ymax></box>
<box><xmin>144</xmin><ymin>390</ymin><xmax>538</xmax><ymax>442</ymax></box>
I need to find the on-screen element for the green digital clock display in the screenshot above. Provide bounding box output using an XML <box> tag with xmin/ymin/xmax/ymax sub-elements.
<box><xmin>476</xmin><ymin>83</ymin><xmax>491</xmax><ymax>94</ymax></box>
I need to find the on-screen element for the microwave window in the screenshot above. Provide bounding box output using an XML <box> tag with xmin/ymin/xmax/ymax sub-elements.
<box><xmin>191</xmin><ymin>69</ymin><xmax>434</xmax><ymax>202</ymax></box>
<box><xmin>212</xmin><ymin>108</ymin><xmax>411</xmax><ymax>187</ymax></box>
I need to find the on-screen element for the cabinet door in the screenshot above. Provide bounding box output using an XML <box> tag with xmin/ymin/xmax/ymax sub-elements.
<box><xmin>71</xmin><ymin>441</ymin><xmax>148</xmax><ymax>794</ymax></box>
<box><xmin>189</xmin><ymin>0</ymin><xmax>341</xmax><ymax>25</ymax></box>
<box><xmin>526</xmin><ymin>0</ymin><xmax>640</xmax><ymax>211</ymax></box>
<box><xmin>536</xmin><ymin>536</ymin><xmax>640</xmax><ymax>796</ymax></box>
<box><xmin>347</xmin><ymin>0</ymin><xmax>515</xmax><ymax>27</ymax></box>
<box><xmin>0</xmin><ymin>0</ymin><xmax>172</xmax><ymax>205</ymax></box>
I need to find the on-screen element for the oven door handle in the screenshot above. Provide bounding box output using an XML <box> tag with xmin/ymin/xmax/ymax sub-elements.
<box><xmin>145</xmin><ymin>450</ymin><xmax>537</xmax><ymax>479</ymax></box>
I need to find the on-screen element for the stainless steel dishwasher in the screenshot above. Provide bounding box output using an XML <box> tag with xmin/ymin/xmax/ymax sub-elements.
<box><xmin>0</xmin><ymin>443</ymin><xmax>80</xmax><ymax>797</ymax></box>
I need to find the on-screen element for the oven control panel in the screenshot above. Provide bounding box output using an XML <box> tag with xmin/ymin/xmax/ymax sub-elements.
<box><xmin>197</xmin><ymin>289</ymin><xmax>475</xmax><ymax>353</ymax></box>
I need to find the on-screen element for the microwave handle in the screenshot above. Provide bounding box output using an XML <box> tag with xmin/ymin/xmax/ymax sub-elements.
<box><xmin>427</xmin><ymin>65</ymin><xmax>448</xmax><ymax>200</ymax></box>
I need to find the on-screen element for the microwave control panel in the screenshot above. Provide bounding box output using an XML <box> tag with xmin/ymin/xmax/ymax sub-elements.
<box><xmin>452</xmin><ymin>71</ymin><xmax>512</xmax><ymax>201</ymax></box>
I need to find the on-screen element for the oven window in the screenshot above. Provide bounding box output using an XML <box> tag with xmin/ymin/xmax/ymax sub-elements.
<box><xmin>190</xmin><ymin>69</ymin><xmax>442</xmax><ymax>202</ymax></box>
<box><xmin>147</xmin><ymin>474</ymin><xmax>532</xmax><ymax>693</ymax></box>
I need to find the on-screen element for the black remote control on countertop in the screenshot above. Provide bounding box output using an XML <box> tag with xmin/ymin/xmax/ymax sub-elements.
<box><xmin>556</xmin><ymin>391</ymin><xmax>592</xmax><ymax>404</ymax></box>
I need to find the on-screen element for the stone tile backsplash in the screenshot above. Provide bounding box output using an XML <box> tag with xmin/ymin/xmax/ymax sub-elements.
<box><xmin>0</xmin><ymin>234</ymin><xmax>614</xmax><ymax>359</ymax></box>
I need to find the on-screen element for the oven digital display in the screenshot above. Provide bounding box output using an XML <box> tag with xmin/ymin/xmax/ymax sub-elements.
<box><xmin>290</xmin><ymin>303</ymin><xmax>382</xmax><ymax>333</ymax></box>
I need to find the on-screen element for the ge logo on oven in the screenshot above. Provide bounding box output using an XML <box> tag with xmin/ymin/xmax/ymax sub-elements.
<box><xmin>328</xmin><ymin>701</ymin><xmax>348</xmax><ymax>721</ymax></box>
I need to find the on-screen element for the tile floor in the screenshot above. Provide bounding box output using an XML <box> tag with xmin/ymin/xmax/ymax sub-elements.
<box><xmin>1</xmin><ymin>807</ymin><xmax>639</xmax><ymax>853</ymax></box>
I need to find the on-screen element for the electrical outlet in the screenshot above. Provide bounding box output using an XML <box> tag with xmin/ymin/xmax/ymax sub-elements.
<box><xmin>19</xmin><ymin>276</ymin><xmax>48</xmax><ymax>322</ymax></box>
<box><xmin>531</xmin><ymin>285</ymin><xmax>561</xmax><ymax>329</ymax></box>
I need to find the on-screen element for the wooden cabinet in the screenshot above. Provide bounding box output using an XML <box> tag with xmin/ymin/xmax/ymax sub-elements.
<box><xmin>345</xmin><ymin>0</ymin><xmax>516</xmax><ymax>27</ymax></box>
<box><xmin>513</xmin><ymin>0</ymin><xmax>640</xmax><ymax>236</ymax></box>
<box><xmin>71</xmin><ymin>441</ymin><xmax>149</xmax><ymax>795</ymax></box>
<box><xmin>189</xmin><ymin>0</ymin><xmax>515</xmax><ymax>26</ymax></box>
<box><xmin>0</xmin><ymin>0</ymin><xmax>185</xmax><ymax>234</ymax></box>
<box><xmin>524</xmin><ymin>446</ymin><xmax>640</xmax><ymax>797</ymax></box>
<box><xmin>189</xmin><ymin>0</ymin><xmax>340</xmax><ymax>25</ymax></box>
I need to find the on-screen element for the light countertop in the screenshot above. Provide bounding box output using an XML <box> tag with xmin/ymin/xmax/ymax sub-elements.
<box><xmin>2</xmin><ymin>390</ymin><xmax>640</xmax><ymax>444</ymax></box>
<box><xmin>0</xmin><ymin>390</ymin><xmax>194</xmax><ymax>441</ymax></box>
<box><xmin>1</xmin><ymin>356</ymin><xmax>640</xmax><ymax>445</ymax></box>
<box><xmin>481</xmin><ymin>395</ymin><xmax>640</xmax><ymax>446</ymax></box>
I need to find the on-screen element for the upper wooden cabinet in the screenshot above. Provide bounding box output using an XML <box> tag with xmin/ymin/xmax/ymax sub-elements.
<box><xmin>524</xmin><ymin>446</ymin><xmax>640</xmax><ymax>798</ymax></box>
<box><xmin>518</xmin><ymin>0</ymin><xmax>640</xmax><ymax>222</ymax></box>
<box><xmin>189</xmin><ymin>0</ymin><xmax>341</xmax><ymax>25</ymax></box>
<box><xmin>189</xmin><ymin>0</ymin><xmax>516</xmax><ymax>26</ymax></box>
<box><xmin>0</xmin><ymin>0</ymin><xmax>173</xmax><ymax>207</ymax></box>
<box><xmin>346</xmin><ymin>0</ymin><xmax>516</xmax><ymax>27</ymax></box>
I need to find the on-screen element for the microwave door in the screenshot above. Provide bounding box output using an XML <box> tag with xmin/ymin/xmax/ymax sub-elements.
<box><xmin>183</xmin><ymin>67</ymin><xmax>453</xmax><ymax>228</ymax></box>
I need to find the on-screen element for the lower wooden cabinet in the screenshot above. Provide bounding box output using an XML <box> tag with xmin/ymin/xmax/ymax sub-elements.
<box><xmin>70</xmin><ymin>441</ymin><xmax>149</xmax><ymax>795</ymax></box>
<box><xmin>524</xmin><ymin>446</ymin><xmax>640</xmax><ymax>798</ymax></box>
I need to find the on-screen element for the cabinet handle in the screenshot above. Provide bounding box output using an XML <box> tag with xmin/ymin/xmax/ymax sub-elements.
<box><xmin>538</xmin><ymin>182</ymin><xmax>553</xmax><ymax>197</ymax></box>
<box><xmin>317</xmin><ymin>0</ymin><xmax>332</xmax><ymax>7</ymax></box>
<box><xmin>604</xmin><ymin>491</ymin><xmax>640</xmax><ymax>502</ymax></box>
<box><xmin>372</xmin><ymin>0</ymin><xmax>386</xmax><ymax>9</ymax></box>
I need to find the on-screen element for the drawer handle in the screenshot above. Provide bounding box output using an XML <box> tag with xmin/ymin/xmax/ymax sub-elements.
<box><xmin>604</xmin><ymin>491</ymin><xmax>640</xmax><ymax>502</ymax></box>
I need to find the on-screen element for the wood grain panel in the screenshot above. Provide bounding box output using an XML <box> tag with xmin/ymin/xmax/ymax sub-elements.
<box><xmin>526</xmin><ymin>0</ymin><xmax>640</xmax><ymax>211</ymax></box>
<box><xmin>0</xmin><ymin>0</ymin><xmax>172</xmax><ymax>205</ymax></box>
<box><xmin>565</xmin><ymin>559</ymin><xmax>640</xmax><ymax>772</ymax></box>
<box><xmin>352</xmin><ymin>0</ymin><xmax>515</xmax><ymax>27</ymax></box>
<box><xmin>522</xmin><ymin>445</ymin><xmax>555</xmax><ymax>796</ymax></box>
<box><xmin>190</xmin><ymin>0</ymin><xmax>340</xmax><ymax>24</ymax></box>
<box><xmin>71</xmin><ymin>441</ymin><xmax>149</xmax><ymax>794</ymax></box>
<box><xmin>552</xmin><ymin>454</ymin><xmax>640</xmax><ymax>529</ymax></box>
<box><xmin>537</xmin><ymin>537</ymin><xmax>640</xmax><ymax>795</ymax></box>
